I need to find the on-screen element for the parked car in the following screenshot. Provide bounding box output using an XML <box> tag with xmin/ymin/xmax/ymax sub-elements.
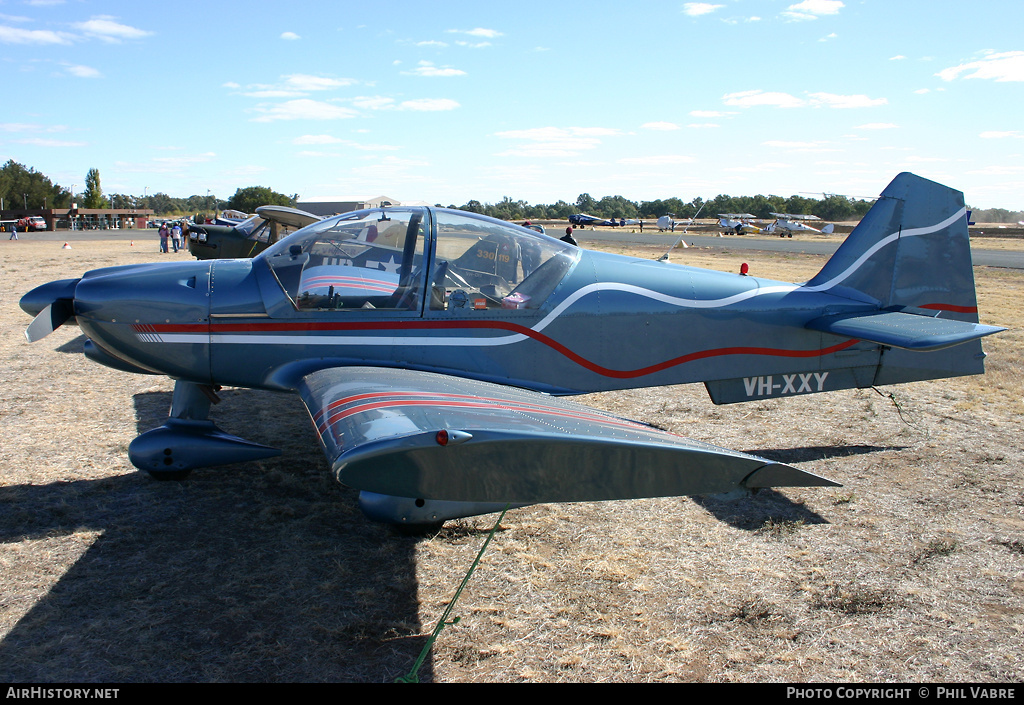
<box><xmin>17</xmin><ymin>216</ymin><xmax>47</xmax><ymax>231</ymax></box>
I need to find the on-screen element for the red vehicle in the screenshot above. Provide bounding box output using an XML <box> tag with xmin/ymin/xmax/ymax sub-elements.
<box><xmin>17</xmin><ymin>216</ymin><xmax>47</xmax><ymax>231</ymax></box>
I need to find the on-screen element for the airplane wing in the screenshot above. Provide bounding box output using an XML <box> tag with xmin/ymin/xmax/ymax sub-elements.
<box><xmin>254</xmin><ymin>205</ymin><xmax>322</xmax><ymax>229</ymax></box>
<box><xmin>297</xmin><ymin>367</ymin><xmax>839</xmax><ymax>505</ymax></box>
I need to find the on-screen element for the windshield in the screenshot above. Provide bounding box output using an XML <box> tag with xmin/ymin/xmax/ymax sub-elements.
<box><xmin>429</xmin><ymin>210</ymin><xmax>577</xmax><ymax>310</ymax></box>
<box><xmin>261</xmin><ymin>207</ymin><xmax>577</xmax><ymax>314</ymax></box>
<box><xmin>263</xmin><ymin>208</ymin><xmax>427</xmax><ymax>311</ymax></box>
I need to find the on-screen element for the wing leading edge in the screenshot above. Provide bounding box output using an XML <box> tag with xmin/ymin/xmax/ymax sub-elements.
<box><xmin>297</xmin><ymin>367</ymin><xmax>838</xmax><ymax>507</ymax></box>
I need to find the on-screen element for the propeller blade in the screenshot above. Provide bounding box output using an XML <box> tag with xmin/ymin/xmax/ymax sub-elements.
<box><xmin>25</xmin><ymin>299</ymin><xmax>75</xmax><ymax>342</ymax></box>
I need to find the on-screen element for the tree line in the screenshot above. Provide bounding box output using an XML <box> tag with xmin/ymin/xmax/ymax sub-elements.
<box><xmin>454</xmin><ymin>192</ymin><xmax>880</xmax><ymax>222</ymax></box>
<box><xmin>0</xmin><ymin>162</ymin><xmax>295</xmax><ymax>217</ymax></box>
<box><xmin>4</xmin><ymin>160</ymin><xmax>1022</xmax><ymax>223</ymax></box>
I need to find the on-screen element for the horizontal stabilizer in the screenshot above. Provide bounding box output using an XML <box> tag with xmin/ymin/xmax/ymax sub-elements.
<box><xmin>806</xmin><ymin>311</ymin><xmax>1005</xmax><ymax>351</ymax></box>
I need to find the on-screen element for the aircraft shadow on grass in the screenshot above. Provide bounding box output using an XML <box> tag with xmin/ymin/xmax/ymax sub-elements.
<box><xmin>0</xmin><ymin>388</ymin><xmax>432</xmax><ymax>683</ymax></box>
<box><xmin>0</xmin><ymin>388</ymin><xmax>905</xmax><ymax>681</ymax></box>
<box><xmin>692</xmin><ymin>443</ymin><xmax>903</xmax><ymax>529</ymax></box>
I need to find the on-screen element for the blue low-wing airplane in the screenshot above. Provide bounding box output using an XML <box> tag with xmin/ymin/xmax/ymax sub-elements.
<box><xmin>21</xmin><ymin>173</ymin><xmax>1004</xmax><ymax>527</ymax></box>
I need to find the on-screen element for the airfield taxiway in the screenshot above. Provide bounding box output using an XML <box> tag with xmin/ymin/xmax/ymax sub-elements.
<box><xmin>573</xmin><ymin>229</ymin><xmax>1024</xmax><ymax>269</ymax></box>
<box><xmin>18</xmin><ymin>226</ymin><xmax>1024</xmax><ymax>269</ymax></box>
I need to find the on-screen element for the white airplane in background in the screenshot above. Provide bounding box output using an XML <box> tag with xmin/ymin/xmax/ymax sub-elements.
<box><xmin>766</xmin><ymin>212</ymin><xmax>835</xmax><ymax>238</ymax></box>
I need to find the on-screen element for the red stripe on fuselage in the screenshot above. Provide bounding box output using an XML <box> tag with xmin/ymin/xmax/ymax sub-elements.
<box><xmin>145</xmin><ymin>319</ymin><xmax>865</xmax><ymax>380</ymax></box>
<box><xmin>920</xmin><ymin>303</ymin><xmax>978</xmax><ymax>314</ymax></box>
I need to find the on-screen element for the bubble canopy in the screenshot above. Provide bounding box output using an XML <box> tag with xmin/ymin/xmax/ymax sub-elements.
<box><xmin>261</xmin><ymin>207</ymin><xmax>579</xmax><ymax>313</ymax></box>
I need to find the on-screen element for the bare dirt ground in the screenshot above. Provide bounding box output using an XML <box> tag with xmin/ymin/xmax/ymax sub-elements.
<box><xmin>0</xmin><ymin>238</ymin><xmax>1021</xmax><ymax>683</ymax></box>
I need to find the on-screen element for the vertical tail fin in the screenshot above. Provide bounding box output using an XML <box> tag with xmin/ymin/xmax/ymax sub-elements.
<box><xmin>805</xmin><ymin>172</ymin><xmax>999</xmax><ymax>386</ymax></box>
<box><xmin>805</xmin><ymin>172</ymin><xmax>978</xmax><ymax>322</ymax></box>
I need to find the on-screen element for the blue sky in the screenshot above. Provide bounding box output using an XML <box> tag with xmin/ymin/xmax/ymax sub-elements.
<box><xmin>2</xmin><ymin>0</ymin><xmax>1022</xmax><ymax>208</ymax></box>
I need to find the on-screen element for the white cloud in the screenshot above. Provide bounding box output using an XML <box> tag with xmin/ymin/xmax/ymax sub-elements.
<box><xmin>723</xmin><ymin>90</ymin><xmax>805</xmax><ymax>108</ymax></box>
<box><xmin>764</xmin><ymin>140</ymin><xmax>821</xmax><ymax>148</ymax></box>
<box><xmin>495</xmin><ymin>126</ymin><xmax>622</xmax><ymax>157</ymax></box>
<box><xmin>416</xmin><ymin>40</ymin><xmax>448</xmax><ymax>47</ymax></box>
<box><xmin>0</xmin><ymin>123</ymin><xmax>67</xmax><ymax>133</ymax></box>
<box><xmin>352</xmin><ymin>96</ymin><xmax>395</xmax><ymax>110</ymax></box>
<box><xmin>0</xmin><ymin>24</ymin><xmax>71</xmax><ymax>44</ymax></box>
<box><xmin>65</xmin><ymin>64</ymin><xmax>102</xmax><ymax>78</ymax></box>
<box><xmin>936</xmin><ymin>51</ymin><xmax>1024</xmax><ymax>82</ymax></box>
<box><xmin>966</xmin><ymin>165</ymin><xmax>1024</xmax><ymax>176</ymax></box>
<box><xmin>460</xmin><ymin>28</ymin><xmax>501</xmax><ymax>38</ymax></box>
<box><xmin>293</xmin><ymin>134</ymin><xmax>400</xmax><ymax>150</ymax></box>
<box><xmin>280</xmin><ymin>31</ymin><xmax>300</xmax><ymax>40</ymax></box>
<box><xmin>763</xmin><ymin>140</ymin><xmax>837</xmax><ymax>153</ymax></box>
<box><xmin>688</xmin><ymin>123</ymin><xmax>720</xmax><ymax>129</ymax></box>
<box><xmin>682</xmin><ymin>3</ymin><xmax>723</xmax><ymax>16</ymax></box>
<box><xmin>234</xmin><ymin>75</ymin><xmax>356</xmax><ymax>98</ymax></box>
<box><xmin>222</xmin><ymin>81</ymin><xmax>241</xmax><ymax>89</ymax></box>
<box><xmin>15</xmin><ymin>137</ymin><xmax>86</xmax><ymax>147</ymax></box>
<box><xmin>641</xmin><ymin>121</ymin><xmax>681</xmax><ymax>131</ymax></box>
<box><xmin>348</xmin><ymin>142</ymin><xmax>400</xmax><ymax>151</ymax></box>
<box><xmin>724</xmin><ymin>162</ymin><xmax>791</xmax><ymax>172</ymax></box>
<box><xmin>808</xmin><ymin>92</ymin><xmax>887</xmax><ymax>108</ymax></box>
<box><xmin>890</xmin><ymin>55</ymin><xmax>906</xmax><ymax>61</ymax></box>
<box><xmin>73</xmin><ymin>16</ymin><xmax>152</xmax><ymax>43</ymax></box>
<box><xmin>284</xmin><ymin>74</ymin><xmax>356</xmax><ymax>91</ymax></box>
<box><xmin>979</xmin><ymin>130</ymin><xmax>1023</xmax><ymax>139</ymax></box>
<box><xmin>243</xmin><ymin>90</ymin><xmax>306</xmax><ymax>98</ymax></box>
<box><xmin>294</xmin><ymin>135</ymin><xmax>344</xmax><ymax>145</ymax></box>
<box><xmin>405</xmin><ymin>61</ymin><xmax>466</xmax><ymax>77</ymax></box>
<box><xmin>398</xmin><ymin>98</ymin><xmax>460</xmax><ymax>111</ymax></box>
<box><xmin>251</xmin><ymin>99</ymin><xmax>359</xmax><ymax>122</ymax></box>
<box><xmin>783</xmin><ymin>0</ymin><xmax>844</xmax><ymax>19</ymax></box>
<box><xmin>618</xmin><ymin>155</ymin><xmax>695</xmax><ymax>165</ymax></box>
<box><xmin>819</xmin><ymin>32</ymin><xmax>837</xmax><ymax>42</ymax></box>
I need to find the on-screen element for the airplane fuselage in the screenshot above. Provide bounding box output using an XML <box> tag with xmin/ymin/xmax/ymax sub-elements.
<box><xmin>73</xmin><ymin>247</ymin><xmax>878</xmax><ymax>400</ymax></box>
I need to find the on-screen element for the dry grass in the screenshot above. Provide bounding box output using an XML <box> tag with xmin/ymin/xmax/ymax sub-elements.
<box><xmin>0</xmin><ymin>238</ymin><xmax>1021</xmax><ymax>683</ymax></box>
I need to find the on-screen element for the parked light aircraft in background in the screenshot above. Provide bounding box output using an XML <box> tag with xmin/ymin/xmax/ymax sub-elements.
<box><xmin>766</xmin><ymin>212</ymin><xmax>835</xmax><ymax>237</ymax></box>
<box><xmin>568</xmin><ymin>213</ymin><xmax>609</xmax><ymax>227</ymax></box>
<box><xmin>21</xmin><ymin>173</ymin><xmax>1002</xmax><ymax>528</ymax></box>
<box><xmin>188</xmin><ymin>205</ymin><xmax>322</xmax><ymax>259</ymax></box>
<box><xmin>718</xmin><ymin>213</ymin><xmax>763</xmax><ymax>235</ymax></box>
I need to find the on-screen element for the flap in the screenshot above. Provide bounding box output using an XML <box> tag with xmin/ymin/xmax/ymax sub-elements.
<box><xmin>297</xmin><ymin>367</ymin><xmax>838</xmax><ymax>503</ymax></box>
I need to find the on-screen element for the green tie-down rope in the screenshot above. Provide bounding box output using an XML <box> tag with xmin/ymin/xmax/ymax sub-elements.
<box><xmin>395</xmin><ymin>504</ymin><xmax>510</xmax><ymax>683</ymax></box>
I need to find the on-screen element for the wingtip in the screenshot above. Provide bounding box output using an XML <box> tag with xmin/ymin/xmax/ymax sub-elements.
<box><xmin>743</xmin><ymin>462</ymin><xmax>842</xmax><ymax>489</ymax></box>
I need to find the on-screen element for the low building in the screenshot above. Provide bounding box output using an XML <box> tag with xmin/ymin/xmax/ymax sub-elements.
<box><xmin>0</xmin><ymin>207</ymin><xmax>154</xmax><ymax>231</ymax></box>
<box><xmin>295</xmin><ymin>195</ymin><xmax>399</xmax><ymax>217</ymax></box>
